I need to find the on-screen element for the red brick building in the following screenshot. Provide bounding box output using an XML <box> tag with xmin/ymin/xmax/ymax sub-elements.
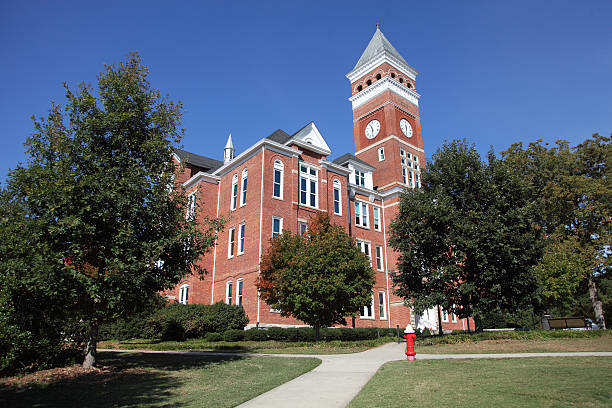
<box><xmin>166</xmin><ymin>27</ymin><xmax>470</xmax><ymax>332</ymax></box>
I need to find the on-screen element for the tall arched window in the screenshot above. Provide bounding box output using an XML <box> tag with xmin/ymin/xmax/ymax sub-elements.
<box><xmin>178</xmin><ymin>284</ymin><xmax>189</xmax><ymax>305</ymax></box>
<box><xmin>240</xmin><ymin>168</ymin><xmax>248</xmax><ymax>206</ymax></box>
<box><xmin>333</xmin><ymin>179</ymin><xmax>342</xmax><ymax>215</ymax></box>
<box><xmin>231</xmin><ymin>174</ymin><xmax>238</xmax><ymax>210</ymax></box>
<box><xmin>273</xmin><ymin>160</ymin><xmax>283</xmax><ymax>199</ymax></box>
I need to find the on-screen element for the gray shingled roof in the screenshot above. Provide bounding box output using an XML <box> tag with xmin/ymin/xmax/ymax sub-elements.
<box><xmin>173</xmin><ymin>148</ymin><xmax>223</xmax><ymax>172</ymax></box>
<box><xmin>353</xmin><ymin>27</ymin><xmax>408</xmax><ymax>71</ymax></box>
<box><xmin>333</xmin><ymin>153</ymin><xmax>375</xmax><ymax>170</ymax></box>
<box><xmin>265</xmin><ymin>129</ymin><xmax>292</xmax><ymax>144</ymax></box>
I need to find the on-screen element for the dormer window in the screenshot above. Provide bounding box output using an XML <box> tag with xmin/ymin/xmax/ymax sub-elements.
<box><xmin>355</xmin><ymin>169</ymin><xmax>366</xmax><ymax>187</ymax></box>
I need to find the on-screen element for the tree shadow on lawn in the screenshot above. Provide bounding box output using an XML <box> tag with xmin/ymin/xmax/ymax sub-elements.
<box><xmin>0</xmin><ymin>352</ymin><xmax>245</xmax><ymax>408</ymax></box>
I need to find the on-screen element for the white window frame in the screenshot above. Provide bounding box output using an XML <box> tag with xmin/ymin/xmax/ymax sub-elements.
<box><xmin>355</xmin><ymin>201</ymin><xmax>369</xmax><ymax>228</ymax></box>
<box><xmin>378</xmin><ymin>291</ymin><xmax>387</xmax><ymax>320</ymax></box>
<box><xmin>231</xmin><ymin>174</ymin><xmax>238</xmax><ymax>210</ymax></box>
<box><xmin>378</xmin><ymin>147</ymin><xmax>385</xmax><ymax>161</ymax></box>
<box><xmin>355</xmin><ymin>169</ymin><xmax>365</xmax><ymax>187</ymax></box>
<box><xmin>442</xmin><ymin>308</ymin><xmax>449</xmax><ymax>323</ymax></box>
<box><xmin>228</xmin><ymin>227</ymin><xmax>235</xmax><ymax>258</ymax></box>
<box><xmin>299</xmin><ymin>221</ymin><xmax>308</xmax><ymax>236</ymax></box>
<box><xmin>178</xmin><ymin>284</ymin><xmax>189</xmax><ymax>305</ymax></box>
<box><xmin>272</xmin><ymin>216</ymin><xmax>283</xmax><ymax>238</ymax></box>
<box><xmin>376</xmin><ymin>245</ymin><xmax>384</xmax><ymax>271</ymax></box>
<box><xmin>273</xmin><ymin>160</ymin><xmax>284</xmax><ymax>199</ymax></box>
<box><xmin>357</xmin><ymin>239</ymin><xmax>371</xmax><ymax>265</ymax></box>
<box><xmin>299</xmin><ymin>164</ymin><xmax>318</xmax><ymax>208</ymax></box>
<box><xmin>400</xmin><ymin>149</ymin><xmax>421</xmax><ymax>188</ymax></box>
<box><xmin>225</xmin><ymin>281</ymin><xmax>233</xmax><ymax>305</ymax></box>
<box><xmin>186</xmin><ymin>192</ymin><xmax>196</xmax><ymax>220</ymax></box>
<box><xmin>238</xmin><ymin>223</ymin><xmax>245</xmax><ymax>255</ymax></box>
<box><xmin>332</xmin><ymin>179</ymin><xmax>342</xmax><ymax>215</ymax></box>
<box><xmin>240</xmin><ymin>168</ymin><xmax>248</xmax><ymax>207</ymax></box>
<box><xmin>237</xmin><ymin>278</ymin><xmax>243</xmax><ymax>306</ymax></box>
<box><xmin>373</xmin><ymin>207</ymin><xmax>380</xmax><ymax>231</ymax></box>
<box><xmin>360</xmin><ymin>293</ymin><xmax>374</xmax><ymax>319</ymax></box>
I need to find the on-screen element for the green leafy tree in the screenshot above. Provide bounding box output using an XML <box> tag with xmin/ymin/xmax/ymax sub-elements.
<box><xmin>503</xmin><ymin>134</ymin><xmax>610</xmax><ymax>328</ymax></box>
<box><xmin>389</xmin><ymin>140</ymin><xmax>542</xmax><ymax>331</ymax></box>
<box><xmin>259</xmin><ymin>213</ymin><xmax>375</xmax><ymax>340</ymax></box>
<box><xmin>1</xmin><ymin>53</ymin><xmax>221</xmax><ymax>368</ymax></box>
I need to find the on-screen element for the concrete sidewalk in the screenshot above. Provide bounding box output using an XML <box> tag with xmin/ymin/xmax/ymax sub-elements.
<box><xmin>100</xmin><ymin>345</ymin><xmax>612</xmax><ymax>408</ymax></box>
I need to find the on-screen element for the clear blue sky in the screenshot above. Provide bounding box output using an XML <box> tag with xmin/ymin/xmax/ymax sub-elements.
<box><xmin>1</xmin><ymin>1</ymin><xmax>611</xmax><ymax>184</ymax></box>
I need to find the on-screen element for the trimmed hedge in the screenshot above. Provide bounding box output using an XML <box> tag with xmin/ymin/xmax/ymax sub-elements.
<box><xmin>217</xmin><ymin>327</ymin><xmax>402</xmax><ymax>342</ymax></box>
<box><xmin>99</xmin><ymin>301</ymin><xmax>249</xmax><ymax>341</ymax></box>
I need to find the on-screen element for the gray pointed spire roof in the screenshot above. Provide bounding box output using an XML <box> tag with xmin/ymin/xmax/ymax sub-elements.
<box><xmin>353</xmin><ymin>27</ymin><xmax>407</xmax><ymax>71</ymax></box>
<box><xmin>224</xmin><ymin>133</ymin><xmax>234</xmax><ymax>149</ymax></box>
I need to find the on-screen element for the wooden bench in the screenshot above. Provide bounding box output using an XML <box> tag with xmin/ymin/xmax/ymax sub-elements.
<box><xmin>546</xmin><ymin>317</ymin><xmax>588</xmax><ymax>330</ymax></box>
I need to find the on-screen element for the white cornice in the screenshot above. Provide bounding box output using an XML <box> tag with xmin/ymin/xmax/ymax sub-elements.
<box><xmin>355</xmin><ymin>135</ymin><xmax>425</xmax><ymax>156</ymax></box>
<box><xmin>349</xmin><ymin>76</ymin><xmax>421</xmax><ymax>110</ymax></box>
<box><xmin>213</xmin><ymin>139</ymin><xmax>300</xmax><ymax>176</ymax></box>
<box><xmin>319</xmin><ymin>159</ymin><xmax>351</xmax><ymax>176</ymax></box>
<box><xmin>354</xmin><ymin>101</ymin><xmax>418</xmax><ymax>123</ymax></box>
<box><xmin>346</xmin><ymin>52</ymin><xmax>418</xmax><ymax>83</ymax></box>
<box><xmin>289</xmin><ymin>139</ymin><xmax>331</xmax><ymax>156</ymax></box>
<box><xmin>350</xmin><ymin>184</ymin><xmax>381</xmax><ymax>199</ymax></box>
<box><xmin>183</xmin><ymin>171</ymin><xmax>220</xmax><ymax>189</ymax></box>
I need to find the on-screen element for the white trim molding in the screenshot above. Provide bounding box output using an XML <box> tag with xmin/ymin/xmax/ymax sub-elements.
<box><xmin>349</xmin><ymin>76</ymin><xmax>421</xmax><ymax>110</ymax></box>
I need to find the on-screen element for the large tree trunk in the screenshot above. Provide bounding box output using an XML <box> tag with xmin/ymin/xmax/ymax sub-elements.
<box><xmin>83</xmin><ymin>321</ymin><xmax>99</xmax><ymax>369</ymax></box>
<box><xmin>473</xmin><ymin>315</ymin><xmax>483</xmax><ymax>332</ymax></box>
<box><xmin>588</xmin><ymin>275</ymin><xmax>606</xmax><ymax>329</ymax></box>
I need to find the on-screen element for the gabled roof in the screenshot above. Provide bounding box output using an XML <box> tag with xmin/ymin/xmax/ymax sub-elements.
<box><xmin>265</xmin><ymin>129</ymin><xmax>292</xmax><ymax>144</ymax></box>
<box><xmin>333</xmin><ymin>153</ymin><xmax>376</xmax><ymax>171</ymax></box>
<box><xmin>173</xmin><ymin>148</ymin><xmax>223</xmax><ymax>172</ymax></box>
<box><xmin>289</xmin><ymin>122</ymin><xmax>331</xmax><ymax>155</ymax></box>
<box><xmin>353</xmin><ymin>27</ymin><xmax>407</xmax><ymax>71</ymax></box>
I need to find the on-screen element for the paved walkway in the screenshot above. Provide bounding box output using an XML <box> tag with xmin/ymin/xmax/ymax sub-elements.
<box><xmin>100</xmin><ymin>345</ymin><xmax>612</xmax><ymax>408</ymax></box>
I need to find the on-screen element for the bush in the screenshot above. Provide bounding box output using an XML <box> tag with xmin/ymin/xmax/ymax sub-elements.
<box><xmin>244</xmin><ymin>328</ymin><xmax>268</xmax><ymax>341</ymax></box>
<box><xmin>223</xmin><ymin>329</ymin><xmax>245</xmax><ymax>342</ymax></box>
<box><xmin>204</xmin><ymin>332</ymin><xmax>222</xmax><ymax>342</ymax></box>
<box><xmin>266</xmin><ymin>327</ymin><xmax>288</xmax><ymax>341</ymax></box>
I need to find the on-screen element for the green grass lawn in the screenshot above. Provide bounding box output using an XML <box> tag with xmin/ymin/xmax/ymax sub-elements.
<box><xmin>417</xmin><ymin>330</ymin><xmax>612</xmax><ymax>354</ymax></box>
<box><xmin>0</xmin><ymin>352</ymin><xmax>320</xmax><ymax>408</ymax></box>
<box><xmin>100</xmin><ymin>336</ymin><xmax>394</xmax><ymax>354</ymax></box>
<box><xmin>348</xmin><ymin>357</ymin><xmax>612</xmax><ymax>408</ymax></box>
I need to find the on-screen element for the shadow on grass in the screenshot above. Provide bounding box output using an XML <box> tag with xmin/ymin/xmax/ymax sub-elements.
<box><xmin>0</xmin><ymin>352</ymin><xmax>245</xmax><ymax>408</ymax></box>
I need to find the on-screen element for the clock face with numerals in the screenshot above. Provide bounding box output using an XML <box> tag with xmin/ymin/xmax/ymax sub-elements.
<box><xmin>400</xmin><ymin>118</ymin><xmax>413</xmax><ymax>138</ymax></box>
<box><xmin>365</xmin><ymin>119</ymin><xmax>381</xmax><ymax>139</ymax></box>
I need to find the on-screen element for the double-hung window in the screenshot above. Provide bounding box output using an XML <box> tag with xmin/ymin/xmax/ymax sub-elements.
<box><xmin>228</xmin><ymin>227</ymin><xmax>235</xmax><ymax>258</ymax></box>
<box><xmin>231</xmin><ymin>174</ymin><xmax>238</xmax><ymax>210</ymax></box>
<box><xmin>333</xmin><ymin>180</ymin><xmax>342</xmax><ymax>215</ymax></box>
<box><xmin>272</xmin><ymin>217</ymin><xmax>283</xmax><ymax>238</ymax></box>
<box><xmin>225</xmin><ymin>281</ymin><xmax>233</xmax><ymax>305</ymax></box>
<box><xmin>299</xmin><ymin>221</ymin><xmax>308</xmax><ymax>236</ymax></box>
<box><xmin>237</xmin><ymin>279</ymin><xmax>243</xmax><ymax>306</ymax></box>
<box><xmin>355</xmin><ymin>169</ymin><xmax>365</xmax><ymax>187</ymax></box>
<box><xmin>400</xmin><ymin>149</ymin><xmax>421</xmax><ymax>188</ymax></box>
<box><xmin>186</xmin><ymin>192</ymin><xmax>196</xmax><ymax>220</ymax></box>
<box><xmin>357</xmin><ymin>240</ymin><xmax>371</xmax><ymax>265</ymax></box>
<box><xmin>375</xmin><ymin>246</ymin><xmax>383</xmax><ymax>271</ymax></box>
<box><xmin>355</xmin><ymin>202</ymin><xmax>369</xmax><ymax>228</ymax></box>
<box><xmin>360</xmin><ymin>293</ymin><xmax>374</xmax><ymax>319</ymax></box>
<box><xmin>178</xmin><ymin>284</ymin><xmax>189</xmax><ymax>305</ymax></box>
<box><xmin>442</xmin><ymin>308</ymin><xmax>449</xmax><ymax>322</ymax></box>
<box><xmin>378</xmin><ymin>147</ymin><xmax>385</xmax><ymax>161</ymax></box>
<box><xmin>238</xmin><ymin>223</ymin><xmax>245</xmax><ymax>255</ymax></box>
<box><xmin>373</xmin><ymin>207</ymin><xmax>380</xmax><ymax>231</ymax></box>
<box><xmin>378</xmin><ymin>292</ymin><xmax>387</xmax><ymax>320</ymax></box>
<box><xmin>273</xmin><ymin>160</ymin><xmax>283</xmax><ymax>199</ymax></box>
<box><xmin>300</xmin><ymin>164</ymin><xmax>318</xmax><ymax>208</ymax></box>
<box><xmin>240</xmin><ymin>169</ymin><xmax>248</xmax><ymax>206</ymax></box>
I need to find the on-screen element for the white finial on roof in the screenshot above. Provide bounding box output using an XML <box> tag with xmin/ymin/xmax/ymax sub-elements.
<box><xmin>224</xmin><ymin>133</ymin><xmax>235</xmax><ymax>164</ymax></box>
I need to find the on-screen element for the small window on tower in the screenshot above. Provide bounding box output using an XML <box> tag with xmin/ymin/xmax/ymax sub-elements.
<box><xmin>376</xmin><ymin>74</ymin><xmax>381</xmax><ymax>80</ymax></box>
<box><xmin>391</xmin><ymin>73</ymin><xmax>396</xmax><ymax>78</ymax></box>
<box><xmin>366</xmin><ymin>79</ymin><xmax>372</xmax><ymax>86</ymax></box>
<box><xmin>357</xmin><ymin>85</ymin><xmax>363</xmax><ymax>92</ymax></box>
<box><xmin>407</xmin><ymin>82</ymin><xmax>412</xmax><ymax>88</ymax></box>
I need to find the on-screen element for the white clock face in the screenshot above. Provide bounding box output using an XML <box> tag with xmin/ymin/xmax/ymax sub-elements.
<box><xmin>365</xmin><ymin>119</ymin><xmax>381</xmax><ymax>139</ymax></box>
<box><xmin>400</xmin><ymin>118</ymin><xmax>413</xmax><ymax>138</ymax></box>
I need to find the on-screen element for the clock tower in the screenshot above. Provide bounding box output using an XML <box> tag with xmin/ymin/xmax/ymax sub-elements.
<box><xmin>347</xmin><ymin>26</ymin><xmax>424</xmax><ymax>192</ymax></box>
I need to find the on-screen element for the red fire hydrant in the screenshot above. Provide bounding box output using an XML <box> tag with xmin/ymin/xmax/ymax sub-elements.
<box><xmin>404</xmin><ymin>324</ymin><xmax>416</xmax><ymax>361</ymax></box>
